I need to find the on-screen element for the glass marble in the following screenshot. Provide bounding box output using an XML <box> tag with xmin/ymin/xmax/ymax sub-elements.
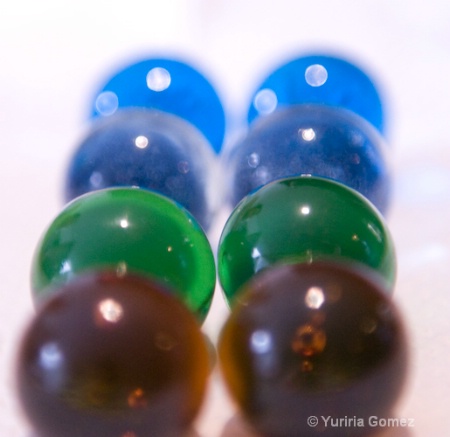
<box><xmin>65</xmin><ymin>109</ymin><xmax>217</xmax><ymax>230</ymax></box>
<box><xmin>218</xmin><ymin>175</ymin><xmax>396</xmax><ymax>303</ymax></box>
<box><xmin>218</xmin><ymin>261</ymin><xmax>408</xmax><ymax>437</ymax></box>
<box><xmin>90</xmin><ymin>57</ymin><xmax>226</xmax><ymax>153</ymax></box>
<box><xmin>31</xmin><ymin>187</ymin><xmax>216</xmax><ymax>321</ymax></box>
<box><xmin>225</xmin><ymin>104</ymin><xmax>391</xmax><ymax>214</ymax></box>
<box><xmin>247</xmin><ymin>53</ymin><xmax>386</xmax><ymax>134</ymax></box>
<box><xmin>16</xmin><ymin>271</ymin><xmax>210</xmax><ymax>437</ymax></box>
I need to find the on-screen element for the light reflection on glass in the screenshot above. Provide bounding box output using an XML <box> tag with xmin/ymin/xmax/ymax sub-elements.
<box><xmin>304</xmin><ymin>286</ymin><xmax>325</xmax><ymax>309</ymax></box>
<box><xmin>119</xmin><ymin>218</ymin><xmax>129</xmax><ymax>229</ymax></box>
<box><xmin>89</xmin><ymin>171</ymin><xmax>104</xmax><ymax>188</ymax></box>
<box><xmin>305</xmin><ymin>64</ymin><xmax>328</xmax><ymax>87</ymax></box>
<box><xmin>116</xmin><ymin>261</ymin><xmax>128</xmax><ymax>277</ymax></box>
<box><xmin>253</xmin><ymin>88</ymin><xmax>278</xmax><ymax>115</ymax></box>
<box><xmin>301</xmin><ymin>360</ymin><xmax>314</xmax><ymax>372</ymax></box>
<box><xmin>367</xmin><ymin>222</ymin><xmax>382</xmax><ymax>242</ymax></box>
<box><xmin>95</xmin><ymin>91</ymin><xmax>119</xmax><ymax>116</ymax></box>
<box><xmin>251</xmin><ymin>247</ymin><xmax>262</xmax><ymax>259</ymax></box>
<box><xmin>247</xmin><ymin>152</ymin><xmax>260</xmax><ymax>168</ymax></box>
<box><xmin>146</xmin><ymin>67</ymin><xmax>171</xmax><ymax>92</ymax></box>
<box><xmin>59</xmin><ymin>260</ymin><xmax>72</xmax><ymax>274</ymax></box>
<box><xmin>250</xmin><ymin>330</ymin><xmax>273</xmax><ymax>354</ymax></box>
<box><xmin>360</xmin><ymin>317</ymin><xmax>377</xmax><ymax>334</ymax></box>
<box><xmin>254</xmin><ymin>166</ymin><xmax>270</xmax><ymax>183</ymax></box>
<box><xmin>251</xmin><ymin>246</ymin><xmax>270</xmax><ymax>271</ymax></box>
<box><xmin>300</xmin><ymin>128</ymin><xmax>316</xmax><ymax>142</ymax></box>
<box><xmin>39</xmin><ymin>342</ymin><xmax>64</xmax><ymax>370</ymax></box>
<box><xmin>134</xmin><ymin>135</ymin><xmax>149</xmax><ymax>149</ymax></box>
<box><xmin>300</xmin><ymin>205</ymin><xmax>311</xmax><ymax>215</ymax></box>
<box><xmin>98</xmin><ymin>298</ymin><xmax>124</xmax><ymax>323</ymax></box>
<box><xmin>292</xmin><ymin>324</ymin><xmax>326</xmax><ymax>356</ymax></box>
<box><xmin>350</xmin><ymin>130</ymin><xmax>365</xmax><ymax>147</ymax></box>
<box><xmin>177</xmin><ymin>161</ymin><xmax>190</xmax><ymax>174</ymax></box>
<box><xmin>128</xmin><ymin>388</ymin><xmax>147</xmax><ymax>408</ymax></box>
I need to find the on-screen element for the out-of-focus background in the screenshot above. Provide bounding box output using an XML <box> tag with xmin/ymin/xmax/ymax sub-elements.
<box><xmin>1</xmin><ymin>1</ymin><xmax>450</xmax><ymax>435</ymax></box>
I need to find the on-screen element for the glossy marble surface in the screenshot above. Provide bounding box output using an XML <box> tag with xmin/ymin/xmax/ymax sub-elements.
<box><xmin>218</xmin><ymin>176</ymin><xmax>396</xmax><ymax>304</ymax></box>
<box><xmin>31</xmin><ymin>187</ymin><xmax>216</xmax><ymax>321</ymax></box>
<box><xmin>90</xmin><ymin>57</ymin><xmax>226</xmax><ymax>153</ymax></box>
<box><xmin>16</xmin><ymin>271</ymin><xmax>210</xmax><ymax>437</ymax></box>
<box><xmin>224</xmin><ymin>104</ymin><xmax>391</xmax><ymax>213</ymax></box>
<box><xmin>218</xmin><ymin>262</ymin><xmax>408</xmax><ymax>437</ymax></box>
<box><xmin>65</xmin><ymin>108</ymin><xmax>217</xmax><ymax>230</ymax></box>
<box><xmin>247</xmin><ymin>54</ymin><xmax>385</xmax><ymax>133</ymax></box>
<box><xmin>1</xmin><ymin>1</ymin><xmax>450</xmax><ymax>436</ymax></box>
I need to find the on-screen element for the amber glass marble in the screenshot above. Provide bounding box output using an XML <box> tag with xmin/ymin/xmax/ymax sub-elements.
<box><xmin>218</xmin><ymin>262</ymin><xmax>408</xmax><ymax>437</ymax></box>
<box><xmin>218</xmin><ymin>175</ymin><xmax>396</xmax><ymax>304</ymax></box>
<box><xmin>31</xmin><ymin>187</ymin><xmax>216</xmax><ymax>320</ymax></box>
<box><xmin>16</xmin><ymin>271</ymin><xmax>210</xmax><ymax>437</ymax></box>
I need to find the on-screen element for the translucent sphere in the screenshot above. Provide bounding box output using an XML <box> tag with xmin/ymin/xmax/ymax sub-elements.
<box><xmin>90</xmin><ymin>57</ymin><xmax>226</xmax><ymax>152</ymax></box>
<box><xmin>247</xmin><ymin>53</ymin><xmax>385</xmax><ymax>133</ymax></box>
<box><xmin>219</xmin><ymin>262</ymin><xmax>408</xmax><ymax>437</ymax></box>
<box><xmin>65</xmin><ymin>109</ymin><xmax>217</xmax><ymax>230</ymax></box>
<box><xmin>218</xmin><ymin>175</ymin><xmax>396</xmax><ymax>303</ymax></box>
<box><xmin>225</xmin><ymin>104</ymin><xmax>391</xmax><ymax>215</ymax></box>
<box><xmin>32</xmin><ymin>187</ymin><xmax>216</xmax><ymax>321</ymax></box>
<box><xmin>17</xmin><ymin>271</ymin><xmax>210</xmax><ymax>437</ymax></box>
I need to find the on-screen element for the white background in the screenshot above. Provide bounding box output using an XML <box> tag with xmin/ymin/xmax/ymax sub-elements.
<box><xmin>1</xmin><ymin>1</ymin><xmax>450</xmax><ymax>435</ymax></box>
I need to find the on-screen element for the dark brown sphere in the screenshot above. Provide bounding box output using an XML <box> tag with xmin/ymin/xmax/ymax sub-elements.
<box><xmin>218</xmin><ymin>261</ymin><xmax>409</xmax><ymax>437</ymax></box>
<box><xmin>16</xmin><ymin>271</ymin><xmax>210</xmax><ymax>437</ymax></box>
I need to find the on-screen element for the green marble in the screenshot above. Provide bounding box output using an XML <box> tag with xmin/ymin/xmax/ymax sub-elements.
<box><xmin>218</xmin><ymin>175</ymin><xmax>396</xmax><ymax>303</ymax></box>
<box><xmin>31</xmin><ymin>187</ymin><xmax>216</xmax><ymax>320</ymax></box>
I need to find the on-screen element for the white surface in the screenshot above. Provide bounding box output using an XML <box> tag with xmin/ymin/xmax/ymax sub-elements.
<box><xmin>1</xmin><ymin>1</ymin><xmax>450</xmax><ymax>435</ymax></box>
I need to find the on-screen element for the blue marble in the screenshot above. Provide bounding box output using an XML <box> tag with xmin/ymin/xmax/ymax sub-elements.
<box><xmin>247</xmin><ymin>54</ymin><xmax>385</xmax><ymax>133</ymax></box>
<box><xmin>225</xmin><ymin>104</ymin><xmax>391</xmax><ymax>214</ymax></box>
<box><xmin>90</xmin><ymin>57</ymin><xmax>226</xmax><ymax>153</ymax></box>
<box><xmin>65</xmin><ymin>109</ymin><xmax>216</xmax><ymax>230</ymax></box>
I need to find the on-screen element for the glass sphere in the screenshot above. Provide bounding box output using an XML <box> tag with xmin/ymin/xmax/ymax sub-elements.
<box><xmin>218</xmin><ymin>175</ymin><xmax>396</xmax><ymax>304</ymax></box>
<box><xmin>32</xmin><ymin>187</ymin><xmax>216</xmax><ymax>321</ymax></box>
<box><xmin>226</xmin><ymin>104</ymin><xmax>391</xmax><ymax>215</ymax></box>
<box><xmin>90</xmin><ymin>57</ymin><xmax>226</xmax><ymax>153</ymax></box>
<box><xmin>17</xmin><ymin>271</ymin><xmax>210</xmax><ymax>437</ymax></box>
<box><xmin>65</xmin><ymin>109</ymin><xmax>217</xmax><ymax>230</ymax></box>
<box><xmin>247</xmin><ymin>53</ymin><xmax>385</xmax><ymax>133</ymax></box>
<box><xmin>218</xmin><ymin>261</ymin><xmax>408</xmax><ymax>437</ymax></box>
